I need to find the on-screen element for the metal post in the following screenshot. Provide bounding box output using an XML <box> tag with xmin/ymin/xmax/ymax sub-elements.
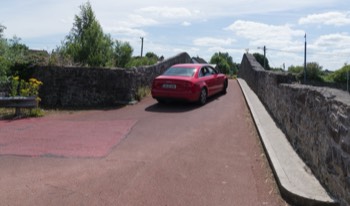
<box><xmin>347</xmin><ymin>69</ymin><xmax>349</xmax><ymax>92</ymax></box>
<box><xmin>263</xmin><ymin>45</ymin><xmax>266</xmax><ymax>70</ymax></box>
<box><xmin>304</xmin><ymin>34</ymin><xmax>307</xmax><ymax>83</ymax></box>
<box><xmin>140</xmin><ymin>37</ymin><xmax>144</xmax><ymax>57</ymax></box>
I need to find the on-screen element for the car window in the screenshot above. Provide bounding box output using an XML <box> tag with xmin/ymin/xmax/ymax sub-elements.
<box><xmin>208</xmin><ymin>66</ymin><xmax>218</xmax><ymax>75</ymax></box>
<box><xmin>199</xmin><ymin>67</ymin><xmax>208</xmax><ymax>77</ymax></box>
<box><xmin>163</xmin><ymin>67</ymin><xmax>196</xmax><ymax>77</ymax></box>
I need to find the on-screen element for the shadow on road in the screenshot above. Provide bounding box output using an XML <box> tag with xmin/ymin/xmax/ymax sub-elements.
<box><xmin>145</xmin><ymin>102</ymin><xmax>200</xmax><ymax>113</ymax></box>
<box><xmin>145</xmin><ymin>93</ymin><xmax>225</xmax><ymax>113</ymax></box>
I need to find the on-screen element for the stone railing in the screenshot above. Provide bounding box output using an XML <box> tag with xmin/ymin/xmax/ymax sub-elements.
<box><xmin>239</xmin><ymin>53</ymin><xmax>350</xmax><ymax>206</ymax></box>
<box><xmin>31</xmin><ymin>52</ymin><xmax>192</xmax><ymax>107</ymax></box>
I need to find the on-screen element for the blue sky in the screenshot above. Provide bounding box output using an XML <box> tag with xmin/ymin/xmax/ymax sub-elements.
<box><xmin>1</xmin><ymin>0</ymin><xmax>350</xmax><ymax>70</ymax></box>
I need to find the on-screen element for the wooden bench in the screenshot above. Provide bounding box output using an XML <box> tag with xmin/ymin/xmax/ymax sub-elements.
<box><xmin>0</xmin><ymin>96</ymin><xmax>37</xmax><ymax>116</ymax></box>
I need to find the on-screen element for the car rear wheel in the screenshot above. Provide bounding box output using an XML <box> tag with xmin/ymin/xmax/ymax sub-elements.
<box><xmin>198</xmin><ymin>88</ymin><xmax>207</xmax><ymax>105</ymax></box>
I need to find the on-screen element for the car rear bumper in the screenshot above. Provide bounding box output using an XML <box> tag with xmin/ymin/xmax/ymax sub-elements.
<box><xmin>151</xmin><ymin>89</ymin><xmax>200</xmax><ymax>102</ymax></box>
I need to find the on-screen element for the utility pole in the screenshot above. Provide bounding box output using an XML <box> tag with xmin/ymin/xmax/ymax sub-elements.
<box><xmin>304</xmin><ymin>33</ymin><xmax>307</xmax><ymax>83</ymax></box>
<box><xmin>140</xmin><ymin>37</ymin><xmax>144</xmax><ymax>57</ymax></box>
<box><xmin>347</xmin><ymin>69</ymin><xmax>349</xmax><ymax>92</ymax></box>
<box><xmin>257</xmin><ymin>46</ymin><xmax>267</xmax><ymax>70</ymax></box>
<box><xmin>263</xmin><ymin>45</ymin><xmax>266</xmax><ymax>70</ymax></box>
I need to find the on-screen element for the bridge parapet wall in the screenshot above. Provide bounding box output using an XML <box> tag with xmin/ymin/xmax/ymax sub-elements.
<box><xmin>239</xmin><ymin>53</ymin><xmax>350</xmax><ymax>205</ymax></box>
<box><xmin>31</xmin><ymin>52</ymin><xmax>192</xmax><ymax>107</ymax></box>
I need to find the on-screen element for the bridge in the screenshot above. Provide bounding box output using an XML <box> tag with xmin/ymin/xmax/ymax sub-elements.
<box><xmin>0</xmin><ymin>53</ymin><xmax>350</xmax><ymax>205</ymax></box>
<box><xmin>239</xmin><ymin>53</ymin><xmax>349</xmax><ymax>206</ymax></box>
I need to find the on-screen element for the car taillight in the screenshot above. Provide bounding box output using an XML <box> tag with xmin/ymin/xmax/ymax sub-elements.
<box><xmin>184</xmin><ymin>82</ymin><xmax>193</xmax><ymax>88</ymax></box>
<box><xmin>152</xmin><ymin>80</ymin><xmax>160</xmax><ymax>88</ymax></box>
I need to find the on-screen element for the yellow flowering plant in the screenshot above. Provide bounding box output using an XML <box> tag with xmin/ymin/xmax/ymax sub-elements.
<box><xmin>11</xmin><ymin>76</ymin><xmax>43</xmax><ymax>101</ymax></box>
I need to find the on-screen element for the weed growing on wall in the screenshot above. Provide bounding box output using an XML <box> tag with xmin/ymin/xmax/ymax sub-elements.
<box><xmin>135</xmin><ymin>86</ymin><xmax>151</xmax><ymax>101</ymax></box>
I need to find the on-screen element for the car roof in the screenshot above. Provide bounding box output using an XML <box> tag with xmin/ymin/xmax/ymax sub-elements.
<box><xmin>172</xmin><ymin>63</ymin><xmax>211</xmax><ymax>68</ymax></box>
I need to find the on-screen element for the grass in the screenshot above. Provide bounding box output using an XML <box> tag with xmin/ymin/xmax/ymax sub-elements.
<box><xmin>0</xmin><ymin>107</ymin><xmax>45</xmax><ymax>120</ymax></box>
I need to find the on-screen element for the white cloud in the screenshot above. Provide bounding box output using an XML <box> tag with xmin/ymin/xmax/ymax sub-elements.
<box><xmin>225</xmin><ymin>20</ymin><xmax>305</xmax><ymax>49</ymax></box>
<box><xmin>226</xmin><ymin>20</ymin><xmax>304</xmax><ymax>41</ymax></box>
<box><xmin>182</xmin><ymin>21</ymin><xmax>191</xmax><ymax>26</ymax></box>
<box><xmin>137</xmin><ymin>6</ymin><xmax>194</xmax><ymax>19</ymax></box>
<box><xmin>299</xmin><ymin>11</ymin><xmax>350</xmax><ymax>26</ymax></box>
<box><xmin>126</xmin><ymin>14</ymin><xmax>158</xmax><ymax>27</ymax></box>
<box><xmin>193</xmin><ymin>37</ymin><xmax>236</xmax><ymax>47</ymax></box>
<box><xmin>313</xmin><ymin>33</ymin><xmax>350</xmax><ymax>49</ymax></box>
<box><xmin>173</xmin><ymin>47</ymin><xmax>200</xmax><ymax>55</ymax></box>
<box><xmin>106</xmin><ymin>26</ymin><xmax>147</xmax><ymax>37</ymax></box>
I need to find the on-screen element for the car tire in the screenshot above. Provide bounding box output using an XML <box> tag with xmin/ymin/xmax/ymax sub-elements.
<box><xmin>198</xmin><ymin>88</ymin><xmax>207</xmax><ymax>105</ymax></box>
<box><xmin>222</xmin><ymin>80</ymin><xmax>228</xmax><ymax>94</ymax></box>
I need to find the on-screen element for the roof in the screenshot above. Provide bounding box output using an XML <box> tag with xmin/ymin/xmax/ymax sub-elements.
<box><xmin>191</xmin><ymin>57</ymin><xmax>208</xmax><ymax>64</ymax></box>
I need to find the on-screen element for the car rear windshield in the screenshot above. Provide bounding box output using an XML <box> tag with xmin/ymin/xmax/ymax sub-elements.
<box><xmin>163</xmin><ymin>67</ymin><xmax>196</xmax><ymax>77</ymax></box>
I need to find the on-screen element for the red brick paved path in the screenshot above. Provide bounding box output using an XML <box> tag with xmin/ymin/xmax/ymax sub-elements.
<box><xmin>0</xmin><ymin>117</ymin><xmax>136</xmax><ymax>157</ymax></box>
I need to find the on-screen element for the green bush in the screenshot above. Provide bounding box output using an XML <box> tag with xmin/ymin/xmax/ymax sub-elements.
<box><xmin>330</xmin><ymin>65</ymin><xmax>350</xmax><ymax>83</ymax></box>
<box><xmin>288</xmin><ymin>62</ymin><xmax>324</xmax><ymax>81</ymax></box>
<box><xmin>126</xmin><ymin>57</ymin><xmax>157</xmax><ymax>69</ymax></box>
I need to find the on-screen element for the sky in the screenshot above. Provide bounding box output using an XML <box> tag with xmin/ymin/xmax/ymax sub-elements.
<box><xmin>1</xmin><ymin>0</ymin><xmax>350</xmax><ymax>71</ymax></box>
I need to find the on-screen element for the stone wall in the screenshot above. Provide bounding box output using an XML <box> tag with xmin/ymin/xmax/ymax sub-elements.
<box><xmin>239</xmin><ymin>53</ymin><xmax>350</xmax><ymax>205</ymax></box>
<box><xmin>32</xmin><ymin>52</ymin><xmax>192</xmax><ymax>107</ymax></box>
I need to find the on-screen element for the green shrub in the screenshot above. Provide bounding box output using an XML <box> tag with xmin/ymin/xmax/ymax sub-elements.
<box><xmin>126</xmin><ymin>57</ymin><xmax>157</xmax><ymax>68</ymax></box>
<box><xmin>28</xmin><ymin>108</ymin><xmax>45</xmax><ymax>117</ymax></box>
<box><xmin>330</xmin><ymin>65</ymin><xmax>350</xmax><ymax>83</ymax></box>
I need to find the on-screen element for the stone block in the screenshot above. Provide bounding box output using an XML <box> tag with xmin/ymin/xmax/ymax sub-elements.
<box><xmin>341</xmin><ymin>141</ymin><xmax>350</xmax><ymax>155</ymax></box>
<box><xmin>329</xmin><ymin>125</ymin><xmax>341</xmax><ymax>143</ymax></box>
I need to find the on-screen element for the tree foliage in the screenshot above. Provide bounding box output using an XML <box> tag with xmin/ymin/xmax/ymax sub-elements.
<box><xmin>0</xmin><ymin>24</ymin><xmax>9</xmax><ymax>84</ymax></box>
<box><xmin>61</xmin><ymin>2</ymin><xmax>114</xmax><ymax>67</ymax></box>
<box><xmin>114</xmin><ymin>40</ymin><xmax>133</xmax><ymax>68</ymax></box>
<box><xmin>253</xmin><ymin>53</ymin><xmax>270</xmax><ymax>70</ymax></box>
<box><xmin>288</xmin><ymin>62</ymin><xmax>324</xmax><ymax>81</ymax></box>
<box><xmin>0</xmin><ymin>30</ymin><xmax>33</xmax><ymax>85</ymax></box>
<box><xmin>145</xmin><ymin>52</ymin><xmax>159</xmax><ymax>60</ymax></box>
<box><xmin>0</xmin><ymin>24</ymin><xmax>6</xmax><ymax>38</ymax></box>
<box><xmin>210</xmin><ymin>52</ymin><xmax>237</xmax><ymax>74</ymax></box>
<box><xmin>330</xmin><ymin>64</ymin><xmax>350</xmax><ymax>83</ymax></box>
<box><xmin>125</xmin><ymin>52</ymin><xmax>159</xmax><ymax>69</ymax></box>
<box><xmin>125</xmin><ymin>57</ymin><xmax>158</xmax><ymax>69</ymax></box>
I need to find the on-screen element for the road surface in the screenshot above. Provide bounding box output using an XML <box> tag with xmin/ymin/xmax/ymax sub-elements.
<box><xmin>0</xmin><ymin>80</ymin><xmax>287</xmax><ymax>206</ymax></box>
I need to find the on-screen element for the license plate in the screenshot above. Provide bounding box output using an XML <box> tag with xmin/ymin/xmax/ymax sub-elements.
<box><xmin>162</xmin><ymin>84</ymin><xmax>176</xmax><ymax>89</ymax></box>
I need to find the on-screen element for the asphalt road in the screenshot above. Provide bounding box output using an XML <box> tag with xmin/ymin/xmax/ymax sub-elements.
<box><xmin>0</xmin><ymin>80</ymin><xmax>287</xmax><ymax>206</ymax></box>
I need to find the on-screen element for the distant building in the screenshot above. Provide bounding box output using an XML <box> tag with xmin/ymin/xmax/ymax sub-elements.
<box><xmin>191</xmin><ymin>56</ymin><xmax>207</xmax><ymax>64</ymax></box>
<box><xmin>28</xmin><ymin>49</ymin><xmax>50</xmax><ymax>66</ymax></box>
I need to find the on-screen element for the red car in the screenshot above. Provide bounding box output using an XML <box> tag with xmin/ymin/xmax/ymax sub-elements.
<box><xmin>151</xmin><ymin>63</ymin><xmax>228</xmax><ymax>105</ymax></box>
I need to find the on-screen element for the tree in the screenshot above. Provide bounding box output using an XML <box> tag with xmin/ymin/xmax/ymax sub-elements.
<box><xmin>114</xmin><ymin>40</ymin><xmax>133</xmax><ymax>68</ymax></box>
<box><xmin>145</xmin><ymin>52</ymin><xmax>159</xmax><ymax>60</ymax></box>
<box><xmin>288</xmin><ymin>65</ymin><xmax>304</xmax><ymax>74</ymax></box>
<box><xmin>0</xmin><ymin>37</ymin><xmax>9</xmax><ymax>85</ymax></box>
<box><xmin>306</xmin><ymin>62</ymin><xmax>323</xmax><ymax>81</ymax></box>
<box><xmin>330</xmin><ymin>64</ymin><xmax>350</xmax><ymax>83</ymax></box>
<box><xmin>125</xmin><ymin>57</ymin><xmax>157</xmax><ymax>68</ymax></box>
<box><xmin>0</xmin><ymin>24</ymin><xmax>6</xmax><ymax>38</ymax></box>
<box><xmin>61</xmin><ymin>2</ymin><xmax>113</xmax><ymax>67</ymax></box>
<box><xmin>210</xmin><ymin>52</ymin><xmax>235</xmax><ymax>74</ymax></box>
<box><xmin>253</xmin><ymin>53</ymin><xmax>270</xmax><ymax>70</ymax></box>
<box><xmin>288</xmin><ymin>62</ymin><xmax>324</xmax><ymax>81</ymax></box>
